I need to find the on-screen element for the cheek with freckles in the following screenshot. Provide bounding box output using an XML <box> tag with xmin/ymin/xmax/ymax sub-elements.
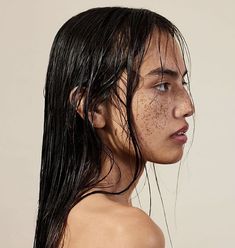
<box><xmin>133</xmin><ymin>91</ymin><xmax>170</xmax><ymax>141</ymax></box>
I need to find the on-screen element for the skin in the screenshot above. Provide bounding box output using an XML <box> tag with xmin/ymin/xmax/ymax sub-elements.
<box><xmin>64</xmin><ymin>32</ymin><xmax>194</xmax><ymax>247</ymax></box>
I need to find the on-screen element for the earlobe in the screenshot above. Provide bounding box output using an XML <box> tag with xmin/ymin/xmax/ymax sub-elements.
<box><xmin>69</xmin><ymin>86</ymin><xmax>106</xmax><ymax>129</ymax></box>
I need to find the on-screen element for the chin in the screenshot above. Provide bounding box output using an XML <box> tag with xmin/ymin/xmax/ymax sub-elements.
<box><xmin>150</xmin><ymin>150</ymin><xmax>183</xmax><ymax>164</ymax></box>
<box><xmin>158</xmin><ymin>157</ymin><xmax>182</xmax><ymax>164</ymax></box>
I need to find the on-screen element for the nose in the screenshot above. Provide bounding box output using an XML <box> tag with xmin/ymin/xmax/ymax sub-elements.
<box><xmin>173</xmin><ymin>89</ymin><xmax>194</xmax><ymax>118</ymax></box>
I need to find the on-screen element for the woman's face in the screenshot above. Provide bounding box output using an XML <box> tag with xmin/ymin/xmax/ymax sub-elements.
<box><xmin>102</xmin><ymin>33</ymin><xmax>194</xmax><ymax>164</ymax></box>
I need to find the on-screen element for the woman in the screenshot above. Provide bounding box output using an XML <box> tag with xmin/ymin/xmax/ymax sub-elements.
<box><xmin>34</xmin><ymin>7</ymin><xmax>194</xmax><ymax>248</ymax></box>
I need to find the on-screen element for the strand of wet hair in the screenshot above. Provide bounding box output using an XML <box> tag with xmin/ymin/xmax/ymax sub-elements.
<box><xmin>152</xmin><ymin>163</ymin><xmax>174</xmax><ymax>248</ymax></box>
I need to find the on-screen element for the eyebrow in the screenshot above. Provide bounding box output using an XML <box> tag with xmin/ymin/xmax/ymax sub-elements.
<box><xmin>145</xmin><ymin>67</ymin><xmax>188</xmax><ymax>78</ymax></box>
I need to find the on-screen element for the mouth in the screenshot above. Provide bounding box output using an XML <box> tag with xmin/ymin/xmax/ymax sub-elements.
<box><xmin>170</xmin><ymin>124</ymin><xmax>189</xmax><ymax>144</ymax></box>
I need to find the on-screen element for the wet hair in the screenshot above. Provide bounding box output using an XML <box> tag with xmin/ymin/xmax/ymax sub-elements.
<box><xmin>34</xmin><ymin>6</ymin><xmax>190</xmax><ymax>248</ymax></box>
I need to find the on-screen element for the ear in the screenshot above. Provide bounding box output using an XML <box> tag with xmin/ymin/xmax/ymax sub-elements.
<box><xmin>69</xmin><ymin>87</ymin><xmax>106</xmax><ymax>129</ymax></box>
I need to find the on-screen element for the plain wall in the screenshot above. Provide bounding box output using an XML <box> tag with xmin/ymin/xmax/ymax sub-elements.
<box><xmin>0</xmin><ymin>0</ymin><xmax>234</xmax><ymax>247</ymax></box>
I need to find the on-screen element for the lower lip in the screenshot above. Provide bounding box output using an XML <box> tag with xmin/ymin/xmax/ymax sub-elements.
<box><xmin>170</xmin><ymin>134</ymin><xmax>188</xmax><ymax>144</ymax></box>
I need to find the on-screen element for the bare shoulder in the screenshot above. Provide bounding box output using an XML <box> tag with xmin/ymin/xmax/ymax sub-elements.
<box><xmin>112</xmin><ymin>206</ymin><xmax>165</xmax><ymax>248</ymax></box>
<box><xmin>64</xmin><ymin>197</ymin><xmax>164</xmax><ymax>248</ymax></box>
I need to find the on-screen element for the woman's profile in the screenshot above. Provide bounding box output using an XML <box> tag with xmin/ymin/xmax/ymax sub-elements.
<box><xmin>34</xmin><ymin>7</ymin><xmax>194</xmax><ymax>248</ymax></box>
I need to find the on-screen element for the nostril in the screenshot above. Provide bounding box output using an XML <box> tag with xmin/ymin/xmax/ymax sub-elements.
<box><xmin>185</xmin><ymin>103</ymin><xmax>195</xmax><ymax>117</ymax></box>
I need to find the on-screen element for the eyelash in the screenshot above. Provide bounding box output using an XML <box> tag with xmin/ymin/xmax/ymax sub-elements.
<box><xmin>155</xmin><ymin>82</ymin><xmax>170</xmax><ymax>92</ymax></box>
<box><xmin>182</xmin><ymin>80</ymin><xmax>189</xmax><ymax>86</ymax></box>
<box><xmin>155</xmin><ymin>81</ymin><xmax>189</xmax><ymax>92</ymax></box>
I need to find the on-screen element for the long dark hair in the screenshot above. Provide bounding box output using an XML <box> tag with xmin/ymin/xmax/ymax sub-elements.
<box><xmin>34</xmin><ymin>7</ymin><xmax>190</xmax><ymax>248</ymax></box>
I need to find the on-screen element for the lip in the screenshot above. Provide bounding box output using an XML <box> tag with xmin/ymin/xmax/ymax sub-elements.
<box><xmin>170</xmin><ymin>124</ymin><xmax>189</xmax><ymax>144</ymax></box>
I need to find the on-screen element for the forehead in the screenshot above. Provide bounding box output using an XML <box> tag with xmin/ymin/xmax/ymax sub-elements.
<box><xmin>139</xmin><ymin>32</ymin><xmax>186</xmax><ymax>77</ymax></box>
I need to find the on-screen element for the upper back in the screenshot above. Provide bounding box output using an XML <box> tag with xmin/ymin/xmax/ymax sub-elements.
<box><xmin>62</xmin><ymin>194</ymin><xmax>165</xmax><ymax>248</ymax></box>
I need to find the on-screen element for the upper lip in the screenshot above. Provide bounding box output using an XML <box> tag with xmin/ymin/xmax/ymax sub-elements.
<box><xmin>171</xmin><ymin>124</ymin><xmax>189</xmax><ymax>136</ymax></box>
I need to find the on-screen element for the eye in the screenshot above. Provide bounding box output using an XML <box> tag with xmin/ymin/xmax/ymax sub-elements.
<box><xmin>155</xmin><ymin>82</ymin><xmax>170</xmax><ymax>92</ymax></box>
<box><xmin>182</xmin><ymin>80</ymin><xmax>189</xmax><ymax>86</ymax></box>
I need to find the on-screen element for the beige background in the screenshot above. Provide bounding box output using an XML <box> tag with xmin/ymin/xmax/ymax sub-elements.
<box><xmin>0</xmin><ymin>0</ymin><xmax>235</xmax><ymax>247</ymax></box>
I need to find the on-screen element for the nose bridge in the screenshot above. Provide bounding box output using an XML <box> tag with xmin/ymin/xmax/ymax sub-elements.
<box><xmin>173</xmin><ymin>87</ymin><xmax>194</xmax><ymax>118</ymax></box>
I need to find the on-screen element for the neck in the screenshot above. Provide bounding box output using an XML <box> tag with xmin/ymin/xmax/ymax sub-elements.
<box><xmin>93</xmin><ymin>152</ymin><xmax>145</xmax><ymax>207</ymax></box>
